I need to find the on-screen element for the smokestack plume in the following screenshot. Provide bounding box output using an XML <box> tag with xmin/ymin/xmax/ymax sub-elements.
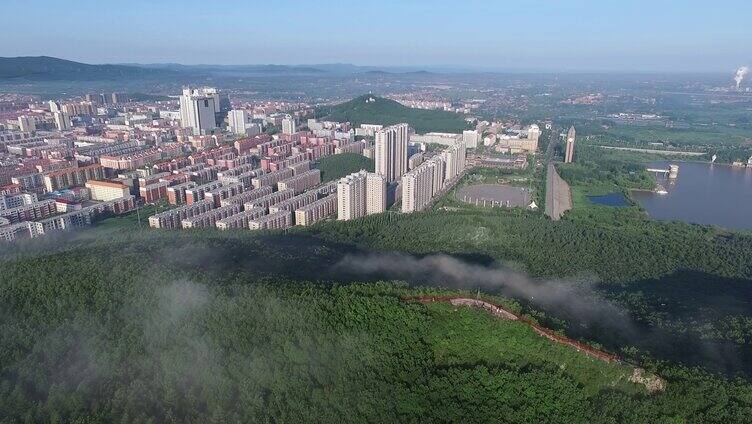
<box><xmin>734</xmin><ymin>66</ymin><xmax>749</xmax><ymax>89</ymax></box>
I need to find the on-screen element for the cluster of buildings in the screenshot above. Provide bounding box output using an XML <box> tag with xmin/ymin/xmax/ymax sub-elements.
<box><xmin>0</xmin><ymin>86</ymin><xmax>323</xmax><ymax>242</ymax></box>
<box><xmin>401</xmin><ymin>142</ymin><xmax>466</xmax><ymax>212</ymax></box>
<box><xmin>0</xmin><ymin>86</ymin><xmax>482</xmax><ymax>242</ymax></box>
<box><xmin>0</xmin><ymin>189</ymin><xmax>135</xmax><ymax>242</ymax></box>
<box><xmin>336</xmin><ymin>123</ymin><xmax>469</xmax><ymax>217</ymax></box>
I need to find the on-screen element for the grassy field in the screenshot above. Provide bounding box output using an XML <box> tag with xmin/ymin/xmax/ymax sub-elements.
<box><xmin>599</xmin><ymin>124</ymin><xmax>750</xmax><ymax>146</ymax></box>
<box><xmin>95</xmin><ymin>201</ymin><xmax>173</xmax><ymax>230</ymax></box>
<box><xmin>578</xmin><ymin>121</ymin><xmax>752</xmax><ymax>164</ymax></box>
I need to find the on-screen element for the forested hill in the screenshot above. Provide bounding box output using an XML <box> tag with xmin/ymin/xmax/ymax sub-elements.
<box><xmin>0</xmin><ymin>56</ymin><xmax>172</xmax><ymax>80</ymax></box>
<box><xmin>2</xmin><ymin>229</ymin><xmax>751</xmax><ymax>422</ymax></box>
<box><xmin>318</xmin><ymin>94</ymin><xmax>470</xmax><ymax>133</ymax></box>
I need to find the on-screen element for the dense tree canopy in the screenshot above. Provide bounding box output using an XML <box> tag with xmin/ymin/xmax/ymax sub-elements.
<box><xmin>2</xmin><ymin>234</ymin><xmax>752</xmax><ymax>423</ymax></box>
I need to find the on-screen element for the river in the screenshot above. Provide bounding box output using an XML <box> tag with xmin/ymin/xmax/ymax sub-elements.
<box><xmin>631</xmin><ymin>161</ymin><xmax>752</xmax><ymax>230</ymax></box>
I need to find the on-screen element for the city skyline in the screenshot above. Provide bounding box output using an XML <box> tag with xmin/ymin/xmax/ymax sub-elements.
<box><xmin>2</xmin><ymin>0</ymin><xmax>751</xmax><ymax>73</ymax></box>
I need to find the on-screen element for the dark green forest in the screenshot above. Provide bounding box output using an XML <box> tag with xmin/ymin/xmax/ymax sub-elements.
<box><xmin>3</xmin><ymin>230</ymin><xmax>752</xmax><ymax>423</ymax></box>
<box><xmin>317</xmin><ymin>152</ymin><xmax>374</xmax><ymax>182</ymax></box>
<box><xmin>317</xmin><ymin>95</ymin><xmax>470</xmax><ymax>133</ymax></box>
<box><xmin>3</xmin><ymin>144</ymin><xmax>752</xmax><ymax>422</ymax></box>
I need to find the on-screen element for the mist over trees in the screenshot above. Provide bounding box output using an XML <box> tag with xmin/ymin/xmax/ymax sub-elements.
<box><xmin>2</xmin><ymin>230</ymin><xmax>752</xmax><ymax>422</ymax></box>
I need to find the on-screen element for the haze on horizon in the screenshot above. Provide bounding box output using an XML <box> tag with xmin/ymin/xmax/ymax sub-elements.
<box><xmin>1</xmin><ymin>0</ymin><xmax>750</xmax><ymax>73</ymax></box>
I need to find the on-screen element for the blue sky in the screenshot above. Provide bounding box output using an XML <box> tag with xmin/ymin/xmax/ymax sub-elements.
<box><xmin>1</xmin><ymin>0</ymin><xmax>750</xmax><ymax>72</ymax></box>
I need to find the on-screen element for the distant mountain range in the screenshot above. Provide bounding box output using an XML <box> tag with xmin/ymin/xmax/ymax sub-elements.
<box><xmin>0</xmin><ymin>56</ymin><xmax>173</xmax><ymax>81</ymax></box>
<box><xmin>0</xmin><ymin>56</ymin><xmax>443</xmax><ymax>81</ymax></box>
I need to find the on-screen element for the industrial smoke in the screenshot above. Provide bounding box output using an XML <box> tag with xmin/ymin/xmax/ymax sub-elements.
<box><xmin>735</xmin><ymin>66</ymin><xmax>749</xmax><ymax>89</ymax></box>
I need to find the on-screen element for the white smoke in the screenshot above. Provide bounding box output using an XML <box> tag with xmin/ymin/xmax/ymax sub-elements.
<box><xmin>334</xmin><ymin>252</ymin><xmax>635</xmax><ymax>334</ymax></box>
<box><xmin>734</xmin><ymin>66</ymin><xmax>749</xmax><ymax>89</ymax></box>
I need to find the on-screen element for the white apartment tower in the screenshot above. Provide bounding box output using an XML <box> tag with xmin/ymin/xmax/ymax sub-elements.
<box><xmin>375</xmin><ymin>123</ymin><xmax>409</xmax><ymax>182</ymax></box>
<box><xmin>401</xmin><ymin>164</ymin><xmax>434</xmax><ymax>213</ymax></box>
<box><xmin>366</xmin><ymin>172</ymin><xmax>387</xmax><ymax>214</ymax></box>
<box><xmin>337</xmin><ymin>171</ymin><xmax>366</xmax><ymax>220</ymax></box>
<box><xmin>337</xmin><ymin>170</ymin><xmax>386</xmax><ymax>220</ymax></box>
<box><xmin>179</xmin><ymin>87</ymin><xmax>219</xmax><ymax>135</ymax></box>
<box><xmin>282</xmin><ymin>116</ymin><xmax>297</xmax><ymax>134</ymax></box>
<box><xmin>442</xmin><ymin>141</ymin><xmax>466</xmax><ymax>182</ymax></box>
<box><xmin>18</xmin><ymin>116</ymin><xmax>36</xmax><ymax>132</ymax></box>
<box><xmin>462</xmin><ymin>130</ymin><xmax>481</xmax><ymax>149</ymax></box>
<box><xmin>402</xmin><ymin>142</ymin><xmax>467</xmax><ymax>213</ymax></box>
<box><xmin>53</xmin><ymin>111</ymin><xmax>71</xmax><ymax>131</ymax></box>
<box><xmin>228</xmin><ymin>109</ymin><xmax>248</xmax><ymax>135</ymax></box>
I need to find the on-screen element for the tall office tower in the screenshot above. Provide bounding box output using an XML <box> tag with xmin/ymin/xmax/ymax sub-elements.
<box><xmin>111</xmin><ymin>93</ymin><xmax>123</xmax><ymax>104</ymax></box>
<box><xmin>228</xmin><ymin>109</ymin><xmax>248</xmax><ymax>135</ymax></box>
<box><xmin>365</xmin><ymin>172</ymin><xmax>387</xmax><ymax>214</ymax></box>
<box><xmin>565</xmin><ymin>126</ymin><xmax>576</xmax><ymax>163</ymax></box>
<box><xmin>179</xmin><ymin>87</ymin><xmax>218</xmax><ymax>135</ymax></box>
<box><xmin>18</xmin><ymin>116</ymin><xmax>35</xmax><ymax>132</ymax></box>
<box><xmin>337</xmin><ymin>171</ymin><xmax>366</xmax><ymax>220</ymax></box>
<box><xmin>401</xmin><ymin>163</ymin><xmax>434</xmax><ymax>213</ymax></box>
<box><xmin>375</xmin><ymin>123</ymin><xmax>409</xmax><ymax>182</ymax></box>
<box><xmin>48</xmin><ymin>100</ymin><xmax>60</xmax><ymax>113</ymax></box>
<box><xmin>462</xmin><ymin>130</ymin><xmax>481</xmax><ymax>149</ymax></box>
<box><xmin>53</xmin><ymin>111</ymin><xmax>71</xmax><ymax>131</ymax></box>
<box><xmin>85</xmin><ymin>94</ymin><xmax>100</xmax><ymax>105</ymax></box>
<box><xmin>282</xmin><ymin>116</ymin><xmax>297</xmax><ymax>134</ymax></box>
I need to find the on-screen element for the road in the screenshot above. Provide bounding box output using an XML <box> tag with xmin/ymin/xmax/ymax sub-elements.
<box><xmin>544</xmin><ymin>163</ymin><xmax>572</xmax><ymax>220</ymax></box>
<box><xmin>543</xmin><ymin>126</ymin><xmax>572</xmax><ymax>220</ymax></box>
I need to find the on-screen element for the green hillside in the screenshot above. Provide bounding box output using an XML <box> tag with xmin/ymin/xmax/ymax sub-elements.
<box><xmin>319</xmin><ymin>94</ymin><xmax>470</xmax><ymax>133</ymax></box>
<box><xmin>2</xmin><ymin>230</ymin><xmax>751</xmax><ymax>422</ymax></box>
<box><xmin>317</xmin><ymin>152</ymin><xmax>375</xmax><ymax>182</ymax></box>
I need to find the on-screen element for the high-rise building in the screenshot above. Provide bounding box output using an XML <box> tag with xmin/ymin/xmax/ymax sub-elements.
<box><xmin>18</xmin><ymin>116</ymin><xmax>36</xmax><ymax>132</ymax></box>
<box><xmin>282</xmin><ymin>116</ymin><xmax>297</xmax><ymax>134</ymax></box>
<box><xmin>442</xmin><ymin>141</ymin><xmax>466</xmax><ymax>182</ymax></box>
<box><xmin>337</xmin><ymin>171</ymin><xmax>366</xmax><ymax>220</ymax></box>
<box><xmin>85</xmin><ymin>94</ymin><xmax>107</xmax><ymax>105</ymax></box>
<box><xmin>366</xmin><ymin>172</ymin><xmax>387</xmax><ymax>214</ymax></box>
<box><xmin>48</xmin><ymin>100</ymin><xmax>60</xmax><ymax>113</ymax></box>
<box><xmin>228</xmin><ymin>109</ymin><xmax>248</xmax><ymax>135</ymax></box>
<box><xmin>53</xmin><ymin>111</ymin><xmax>71</xmax><ymax>131</ymax></box>
<box><xmin>565</xmin><ymin>126</ymin><xmax>576</xmax><ymax>163</ymax></box>
<box><xmin>401</xmin><ymin>163</ymin><xmax>434</xmax><ymax>213</ymax></box>
<box><xmin>462</xmin><ymin>130</ymin><xmax>481</xmax><ymax>149</ymax></box>
<box><xmin>375</xmin><ymin>123</ymin><xmax>409</xmax><ymax>182</ymax></box>
<box><xmin>111</xmin><ymin>93</ymin><xmax>123</xmax><ymax>104</ymax></box>
<box><xmin>402</xmin><ymin>143</ymin><xmax>467</xmax><ymax>214</ymax></box>
<box><xmin>337</xmin><ymin>170</ymin><xmax>386</xmax><ymax>220</ymax></box>
<box><xmin>179</xmin><ymin>87</ymin><xmax>220</xmax><ymax>135</ymax></box>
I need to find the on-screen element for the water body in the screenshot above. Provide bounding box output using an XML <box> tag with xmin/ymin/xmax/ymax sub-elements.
<box><xmin>631</xmin><ymin>161</ymin><xmax>752</xmax><ymax>230</ymax></box>
<box><xmin>588</xmin><ymin>192</ymin><xmax>630</xmax><ymax>207</ymax></box>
